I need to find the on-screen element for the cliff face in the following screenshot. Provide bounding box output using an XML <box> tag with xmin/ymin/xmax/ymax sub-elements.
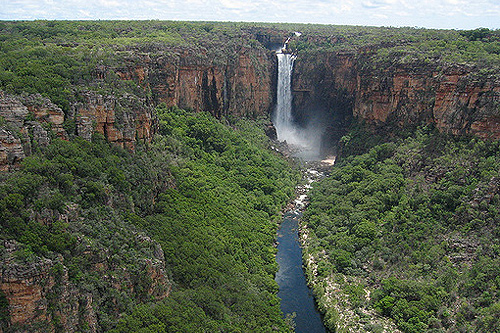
<box><xmin>0</xmin><ymin>45</ymin><xmax>276</xmax><ymax>170</ymax></box>
<box><xmin>119</xmin><ymin>47</ymin><xmax>276</xmax><ymax>118</ymax></box>
<box><xmin>0</xmin><ymin>236</ymin><xmax>171</xmax><ymax>332</ymax></box>
<box><xmin>0</xmin><ymin>92</ymin><xmax>66</xmax><ymax>171</ymax></box>
<box><xmin>72</xmin><ymin>91</ymin><xmax>154</xmax><ymax>150</ymax></box>
<box><xmin>292</xmin><ymin>51</ymin><xmax>500</xmax><ymax>141</ymax></box>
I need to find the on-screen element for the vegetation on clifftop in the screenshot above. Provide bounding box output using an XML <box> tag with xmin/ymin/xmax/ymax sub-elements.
<box><xmin>0</xmin><ymin>20</ymin><xmax>272</xmax><ymax>114</ymax></box>
<box><xmin>287</xmin><ymin>25</ymin><xmax>500</xmax><ymax>70</ymax></box>
<box><xmin>1</xmin><ymin>21</ymin><xmax>499</xmax><ymax>115</ymax></box>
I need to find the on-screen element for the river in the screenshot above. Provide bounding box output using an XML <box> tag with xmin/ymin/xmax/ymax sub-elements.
<box><xmin>276</xmin><ymin>211</ymin><xmax>326</xmax><ymax>332</ymax></box>
<box><xmin>275</xmin><ymin>167</ymin><xmax>327</xmax><ymax>333</ymax></box>
<box><xmin>272</xmin><ymin>37</ymin><xmax>329</xmax><ymax>332</ymax></box>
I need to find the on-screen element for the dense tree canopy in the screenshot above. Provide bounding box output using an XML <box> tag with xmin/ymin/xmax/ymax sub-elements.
<box><xmin>303</xmin><ymin>126</ymin><xmax>500</xmax><ymax>332</ymax></box>
<box><xmin>0</xmin><ymin>105</ymin><xmax>298</xmax><ymax>331</ymax></box>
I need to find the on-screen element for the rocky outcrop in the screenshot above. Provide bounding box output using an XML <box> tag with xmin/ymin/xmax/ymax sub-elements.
<box><xmin>0</xmin><ymin>234</ymin><xmax>171</xmax><ymax>332</ymax></box>
<box><xmin>19</xmin><ymin>94</ymin><xmax>67</xmax><ymax>139</ymax></box>
<box><xmin>0</xmin><ymin>89</ymin><xmax>156</xmax><ymax>168</ymax></box>
<box><xmin>292</xmin><ymin>52</ymin><xmax>500</xmax><ymax>141</ymax></box>
<box><xmin>0</xmin><ymin>92</ymin><xmax>67</xmax><ymax>170</ymax></box>
<box><xmin>73</xmin><ymin>91</ymin><xmax>154</xmax><ymax>150</ymax></box>
<box><xmin>0</xmin><ymin>241</ymin><xmax>93</xmax><ymax>333</ymax></box>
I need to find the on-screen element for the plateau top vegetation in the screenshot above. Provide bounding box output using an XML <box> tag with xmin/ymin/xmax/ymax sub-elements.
<box><xmin>1</xmin><ymin>21</ymin><xmax>500</xmax><ymax>114</ymax></box>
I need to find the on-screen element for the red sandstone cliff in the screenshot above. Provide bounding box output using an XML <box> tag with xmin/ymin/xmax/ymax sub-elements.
<box><xmin>116</xmin><ymin>46</ymin><xmax>275</xmax><ymax>118</ymax></box>
<box><xmin>0</xmin><ymin>235</ymin><xmax>171</xmax><ymax>332</ymax></box>
<box><xmin>292</xmin><ymin>52</ymin><xmax>500</xmax><ymax>140</ymax></box>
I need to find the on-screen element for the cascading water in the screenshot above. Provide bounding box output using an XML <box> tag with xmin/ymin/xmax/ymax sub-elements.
<box><xmin>273</xmin><ymin>44</ymin><xmax>323</xmax><ymax>160</ymax></box>
<box><xmin>274</xmin><ymin>51</ymin><xmax>296</xmax><ymax>142</ymax></box>
<box><xmin>274</xmin><ymin>38</ymin><xmax>327</xmax><ymax>333</ymax></box>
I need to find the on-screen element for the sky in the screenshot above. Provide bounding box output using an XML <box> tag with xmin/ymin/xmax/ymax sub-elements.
<box><xmin>0</xmin><ymin>0</ymin><xmax>499</xmax><ymax>30</ymax></box>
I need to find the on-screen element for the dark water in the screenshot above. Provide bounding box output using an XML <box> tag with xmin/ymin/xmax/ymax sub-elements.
<box><xmin>275</xmin><ymin>212</ymin><xmax>326</xmax><ymax>333</ymax></box>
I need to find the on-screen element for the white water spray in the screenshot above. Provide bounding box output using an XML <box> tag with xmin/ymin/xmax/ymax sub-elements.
<box><xmin>273</xmin><ymin>43</ymin><xmax>323</xmax><ymax>160</ymax></box>
<box><xmin>274</xmin><ymin>51</ymin><xmax>296</xmax><ymax>141</ymax></box>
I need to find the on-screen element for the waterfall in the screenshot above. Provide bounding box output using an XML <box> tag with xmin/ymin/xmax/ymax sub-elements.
<box><xmin>273</xmin><ymin>46</ymin><xmax>323</xmax><ymax>160</ymax></box>
<box><xmin>274</xmin><ymin>51</ymin><xmax>296</xmax><ymax>142</ymax></box>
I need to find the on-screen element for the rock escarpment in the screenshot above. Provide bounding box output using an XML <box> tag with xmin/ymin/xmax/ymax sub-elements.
<box><xmin>0</xmin><ymin>236</ymin><xmax>171</xmax><ymax>333</ymax></box>
<box><xmin>0</xmin><ymin>92</ymin><xmax>66</xmax><ymax>171</ymax></box>
<box><xmin>292</xmin><ymin>51</ymin><xmax>500</xmax><ymax>142</ymax></box>
<box><xmin>0</xmin><ymin>43</ymin><xmax>277</xmax><ymax>170</ymax></box>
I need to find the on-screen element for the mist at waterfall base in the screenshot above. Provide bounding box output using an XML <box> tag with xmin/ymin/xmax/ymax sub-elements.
<box><xmin>275</xmin><ymin>114</ymin><xmax>327</xmax><ymax>161</ymax></box>
<box><xmin>273</xmin><ymin>52</ymin><xmax>326</xmax><ymax>161</ymax></box>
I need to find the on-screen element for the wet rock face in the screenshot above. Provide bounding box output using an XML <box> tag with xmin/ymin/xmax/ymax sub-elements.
<box><xmin>292</xmin><ymin>52</ymin><xmax>356</xmax><ymax>146</ymax></box>
<box><xmin>292</xmin><ymin>52</ymin><xmax>500</xmax><ymax>141</ymax></box>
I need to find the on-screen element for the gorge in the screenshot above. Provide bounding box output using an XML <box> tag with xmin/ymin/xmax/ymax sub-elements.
<box><xmin>1</xmin><ymin>21</ymin><xmax>500</xmax><ymax>332</ymax></box>
<box><xmin>2</xmin><ymin>24</ymin><xmax>500</xmax><ymax>170</ymax></box>
<box><xmin>273</xmin><ymin>39</ymin><xmax>326</xmax><ymax>332</ymax></box>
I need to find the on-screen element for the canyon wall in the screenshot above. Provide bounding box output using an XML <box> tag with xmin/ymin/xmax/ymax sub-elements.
<box><xmin>292</xmin><ymin>51</ymin><xmax>500</xmax><ymax>141</ymax></box>
<box><xmin>0</xmin><ymin>44</ymin><xmax>277</xmax><ymax>171</ymax></box>
<box><xmin>2</xmin><ymin>27</ymin><xmax>499</xmax><ymax>169</ymax></box>
<box><xmin>77</xmin><ymin>45</ymin><xmax>275</xmax><ymax>146</ymax></box>
<box><xmin>112</xmin><ymin>46</ymin><xmax>276</xmax><ymax>119</ymax></box>
<box><xmin>148</xmin><ymin>47</ymin><xmax>276</xmax><ymax>118</ymax></box>
<box><xmin>0</xmin><ymin>237</ymin><xmax>171</xmax><ymax>333</ymax></box>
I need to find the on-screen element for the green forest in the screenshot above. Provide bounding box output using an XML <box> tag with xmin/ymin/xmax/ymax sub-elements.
<box><xmin>303</xmin><ymin>126</ymin><xmax>500</xmax><ymax>332</ymax></box>
<box><xmin>0</xmin><ymin>105</ymin><xmax>298</xmax><ymax>331</ymax></box>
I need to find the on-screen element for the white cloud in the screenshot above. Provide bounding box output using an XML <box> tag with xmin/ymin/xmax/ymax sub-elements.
<box><xmin>98</xmin><ymin>0</ymin><xmax>121</xmax><ymax>7</ymax></box>
<box><xmin>395</xmin><ymin>11</ymin><xmax>410</xmax><ymax>16</ymax></box>
<box><xmin>362</xmin><ymin>0</ymin><xmax>397</xmax><ymax>8</ymax></box>
<box><xmin>218</xmin><ymin>0</ymin><xmax>258</xmax><ymax>12</ymax></box>
<box><xmin>78</xmin><ymin>9</ymin><xmax>92</xmax><ymax>17</ymax></box>
<box><xmin>0</xmin><ymin>0</ymin><xmax>498</xmax><ymax>29</ymax></box>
